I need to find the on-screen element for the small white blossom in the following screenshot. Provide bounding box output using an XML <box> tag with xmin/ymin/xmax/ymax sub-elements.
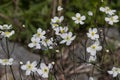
<box><xmin>88</xmin><ymin>11</ymin><xmax>93</xmax><ymax>16</ymax></box>
<box><xmin>105</xmin><ymin>15</ymin><xmax>119</xmax><ymax>25</ymax></box>
<box><xmin>100</xmin><ymin>6</ymin><xmax>116</xmax><ymax>15</ymax></box>
<box><xmin>0</xmin><ymin>58</ymin><xmax>14</xmax><ymax>66</ymax></box>
<box><xmin>1</xmin><ymin>30</ymin><xmax>15</xmax><ymax>38</ymax></box>
<box><xmin>51</xmin><ymin>23</ymin><xmax>59</xmax><ymax>29</ymax></box>
<box><xmin>89</xmin><ymin>77</ymin><xmax>94</xmax><ymax>80</ymax></box>
<box><xmin>21</xmin><ymin>61</ymin><xmax>37</xmax><ymax>75</ymax></box>
<box><xmin>28</xmin><ymin>37</ymin><xmax>41</xmax><ymax>49</ymax></box>
<box><xmin>87</xmin><ymin>40</ymin><xmax>102</xmax><ymax>56</ymax></box>
<box><xmin>33</xmin><ymin>28</ymin><xmax>46</xmax><ymax>39</ymax></box>
<box><xmin>51</xmin><ymin>16</ymin><xmax>64</xmax><ymax>24</ymax></box>
<box><xmin>37</xmin><ymin>63</ymin><xmax>52</xmax><ymax>78</ymax></box>
<box><xmin>108</xmin><ymin>67</ymin><xmax>120</xmax><ymax>77</ymax></box>
<box><xmin>60</xmin><ymin>32</ymin><xmax>76</xmax><ymax>46</ymax></box>
<box><xmin>87</xmin><ymin>28</ymin><xmax>99</xmax><ymax>40</ymax></box>
<box><xmin>41</xmin><ymin>38</ymin><xmax>54</xmax><ymax>49</ymax></box>
<box><xmin>55</xmin><ymin>26</ymin><xmax>68</xmax><ymax>35</ymax></box>
<box><xmin>57</xmin><ymin>6</ymin><xmax>63</xmax><ymax>11</ymax></box>
<box><xmin>88</xmin><ymin>56</ymin><xmax>96</xmax><ymax>62</ymax></box>
<box><xmin>0</xmin><ymin>24</ymin><xmax>12</xmax><ymax>30</ymax></box>
<box><xmin>72</xmin><ymin>13</ymin><xmax>86</xmax><ymax>25</ymax></box>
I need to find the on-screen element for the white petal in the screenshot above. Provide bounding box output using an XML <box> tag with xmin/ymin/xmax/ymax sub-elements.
<box><xmin>93</xmin><ymin>28</ymin><xmax>97</xmax><ymax>33</ymax></box>
<box><xmin>75</xmin><ymin>20</ymin><xmax>79</xmax><ymax>24</ymax></box>
<box><xmin>21</xmin><ymin>65</ymin><xmax>27</xmax><ymax>70</ymax></box>
<box><xmin>80</xmin><ymin>21</ymin><xmax>84</xmax><ymax>25</ymax></box>
<box><xmin>48</xmin><ymin>64</ymin><xmax>53</xmax><ymax>69</ymax></box>
<box><xmin>100</xmin><ymin>7</ymin><xmax>105</xmax><ymax>12</ymax></box>
<box><xmin>76</xmin><ymin>13</ymin><xmax>80</xmax><ymax>17</ymax></box>
<box><xmin>40</xmin><ymin>63</ymin><xmax>46</xmax><ymax>69</ymax></box>
<box><xmin>28</xmin><ymin>43</ymin><xmax>34</xmax><ymax>48</ymax></box>
<box><xmin>72</xmin><ymin>17</ymin><xmax>76</xmax><ymax>20</ymax></box>
<box><xmin>37</xmin><ymin>69</ymin><xmax>43</xmax><ymax>75</ymax></box>
<box><xmin>81</xmin><ymin>16</ymin><xmax>86</xmax><ymax>20</ymax></box>
<box><xmin>113</xmin><ymin>72</ymin><xmax>118</xmax><ymax>77</ymax></box>
<box><xmin>26</xmin><ymin>70</ymin><xmax>31</xmax><ymax>75</ymax></box>
<box><xmin>108</xmin><ymin>71</ymin><xmax>113</xmax><ymax>74</ymax></box>
<box><xmin>66</xmin><ymin>41</ymin><xmax>72</xmax><ymax>45</ymax></box>
<box><xmin>42</xmin><ymin>73</ymin><xmax>48</xmax><ymax>78</ymax></box>
<box><xmin>96</xmin><ymin>46</ymin><xmax>102</xmax><ymax>51</ymax></box>
<box><xmin>60</xmin><ymin>40</ymin><xmax>66</xmax><ymax>44</ymax></box>
<box><xmin>32</xmin><ymin>61</ymin><xmax>37</xmax><ymax>66</ymax></box>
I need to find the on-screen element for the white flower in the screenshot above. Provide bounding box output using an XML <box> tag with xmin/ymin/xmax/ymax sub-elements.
<box><xmin>1</xmin><ymin>30</ymin><xmax>15</xmax><ymax>38</ymax></box>
<box><xmin>28</xmin><ymin>37</ymin><xmax>41</xmax><ymax>49</ymax></box>
<box><xmin>88</xmin><ymin>56</ymin><xmax>96</xmax><ymax>62</ymax></box>
<box><xmin>72</xmin><ymin>13</ymin><xmax>86</xmax><ymax>25</ymax></box>
<box><xmin>41</xmin><ymin>38</ymin><xmax>54</xmax><ymax>49</ymax></box>
<box><xmin>89</xmin><ymin>77</ymin><xmax>94</xmax><ymax>80</ymax></box>
<box><xmin>87</xmin><ymin>40</ymin><xmax>102</xmax><ymax>56</ymax></box>
<box><xmin>57</xmin><ymin>6</ymin><xmax>63</xmax><ymax>11</ymax></box>
<box><xmin>55</xmin><ymin>26</ymin><xmax>68</xmax><ymax>35</ymax></box>
<box><xmin>33</xmin><ymin>28</ymin><xmax>46</xmax><ymax>39</ymax></box>
<box><xmin>108</xmin><ymin>67</ymin><xmax>120</xmax><ymax>77</ymax></box>
<box><xmin>101</xmin><ymin>0</ymin><xmax>104</xmax><ymax>2</ymax></box>
<box><xmin>0</xmin><ymin>24</ymin><xmax>12</xmax><ymax>30</ymax></box>
<box><xmin>0</xmin><ymin>58</ymin><xmax>14</xmax><ymax>66</ymax></box>
<box><xmin>51</xmin><ymin>16</ymin><xmax>64</xmax><ymax>24</ymax></box>
<box><xmin>60</xmin><ymin>32</ymin><xmax>76</xmax><ymax>46</ymax></box>
<box><xmin>87</xmin><ymin>28</ymin><xmax>99</xmax><ymax>40</ymax></box>
<box><xmin>21</xmin><ymin>61</ymin><xmax>37</xmax><ymax>75</ymax></box>
<box><xmin>88</xmin><ymin>11</ymin><xmax>93</xmax><ymax>16</ymax></box>
<box><xmin>100</xmin><ymin>6</ymin><xmax>116</xmax><ymax>15</ymax></box>
<box><xmin>51</xmin><ymin>23</ymin><xmax>59</xmax><ymax>29</ymax></box>
<box><xmin>105</xmin><ymin>15</ymin><xmax>119</xmax><ymax>25</ymax></box>
<box><xmin>37</xmin><ymin>63</ymin><xmax>52</xmax><ymax>78</ymax></box>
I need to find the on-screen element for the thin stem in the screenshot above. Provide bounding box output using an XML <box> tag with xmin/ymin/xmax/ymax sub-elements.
<box><xmin>10</xmin><ymin>42</ymin><xmax>16</xmax><ymax>54</ymax></box>
<box><xmin>5</xmin><ymin>38</ymin><xmax>10</xmax><ymax>58</ymax></box>
<box><xmin>5</xmin><ymin>66</ymin><xmax>8</xmax><ymax>80</ymax></box>
<box><xmin>10</xmin><ymin>66</ymin><xmax>16</xmax><ymax>80</ymax></box>
<box><xmin>0</xmin><ymin>39</ymin><xmax>8</xmax><ymax>56</ymax></box>
<box><xmin>19</xmin><ymin>64</ymin><xmax>23</xmax><ymax>80</ymax></box>
<box><xmin>32</xmin><ymin>73</ymin><xmax>36</xmax><ymax>80</ymax></box>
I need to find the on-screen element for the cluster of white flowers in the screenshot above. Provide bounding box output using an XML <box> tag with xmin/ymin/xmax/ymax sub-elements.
<box><xmin>108</xmin><ymin>67</ymin><xmax>120</xmax><ymax>77</ymax></box>
<box><xmin>0</xmin><ymin>24</ymin><xmax>15</xmax><ymax>38</ymax></box>
<box><xmin>21</xmin><ymin>61</ymin><xmax>53</xmax><ymax>78</ymax></box>
<box><xmin>50</xmin><ymin>14</ymin><xmax>76</xmax><ymax>46</ymax></box>
<box><xmin>72</xmin><ymin>13</ymin><xmax>86</xmax><ymax>25</ymax></box>
<box><xmin>28</xmin><ymin>28</ymin><xmax>54</xmax><ymax>49</ymax></box>
<box><xmin>0</xmin><ymin>58</ymin><xmax>14</xmax><ymax>66</ymax></box>
<box><xmin>87</xmin><ymin>28</ymin><xmax>102</xmax><ymax>62</ymax></box>
<box><xmin>100</xmin><ymin>6</ymin><xmax>119</xmax><ymax>25</ymax></box>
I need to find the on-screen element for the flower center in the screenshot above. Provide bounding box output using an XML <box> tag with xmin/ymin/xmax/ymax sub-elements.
<box><xmin>92</xmin><ymin>45</ymin><xmax>96</xmax><ymax>49</ymax></box>
<box><xmin>56</xmin><ymin>19</ymin><xmax>60</xmax><ymax>23</ymax></box>
<box><xmin>61</xmin><ymin>30</ymin><xmax>65</xmax><ymax>33</ymax></box>
<box><xmin>2</xmin><ymin>59</ymin><xmax>9</xmax><ymax>63</ymax></box>
<box><xmin>27</xmin><ymin>64</ymin><xmax>33</xmax><ymax>70</ymax></box>
<box><xmin>110</xmin><ymin>17</ymin><xmax>114</xmax><ymax>21</ymax></box>
<box><xmin>53</xmin><ymin>24</ymin><xmax>58</xmax><ymax>27</ymax></box>
<box><xmin>37</xmin><ymin>33</ymin><xmax>41</xmax><ymax>37</ymax></box>
<box><xmin>5</xmin><ymin>32</ymin><xmax>10</xmax><ymax>35</ymax></box>
<box><xmin>33</xmin><ymin>41</ymin><xmax>37</xmax><ymax>44</ymax></box>
<box><xmin>91</xmin><ymin>32</ymin><xmax>95</xmax><ymax>36</ymax></box>
<box><xmin>77</xmin><ymin>17</ymin><xmax>81</xmax><ymax>21</ymax></box>
<box><xmin>66</xmin><ymin>36</ymin><xmax>70</xmax><ymax>40</ymax></box>
<box><xmin>43</xmin><ymin>68</ymin><xmax>48</xmax><ymax>73</ymax></box>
